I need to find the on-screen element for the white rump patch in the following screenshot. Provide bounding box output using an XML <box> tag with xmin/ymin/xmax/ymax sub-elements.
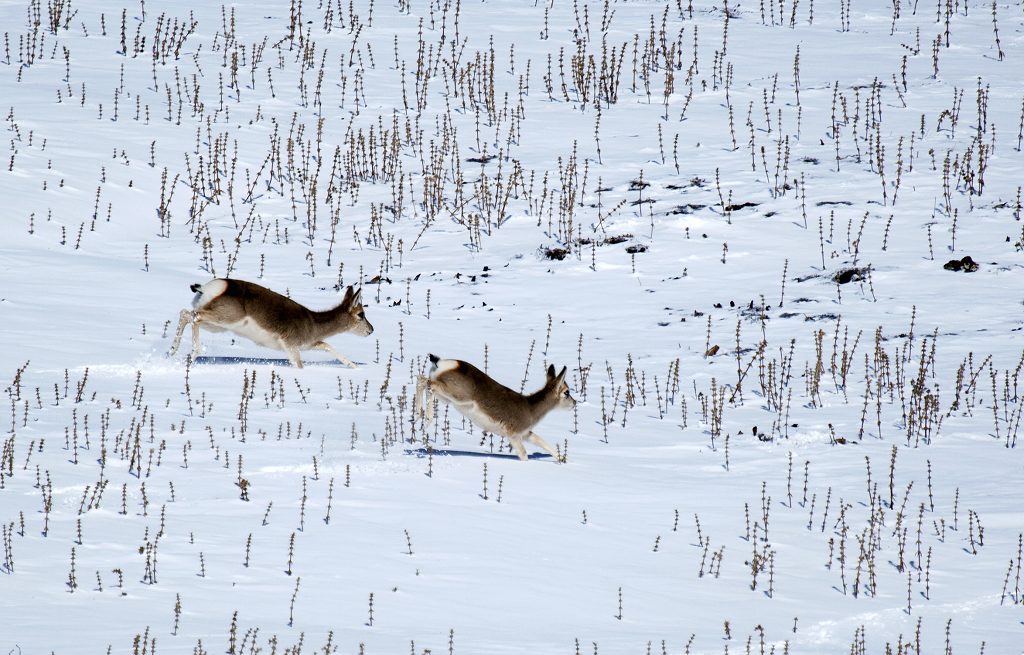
<box><xmin>429</xmin><ymin>358</ymin><xmax>460</xmax><ymax>380</ymax></box>
<box><xmin>192</xmin><ymin>278</ymin><xmax>228</xmax><ymax>309</ymax></box>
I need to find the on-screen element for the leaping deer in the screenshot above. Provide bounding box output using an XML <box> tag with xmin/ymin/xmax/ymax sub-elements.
<box><xmin>169</xmin><ymin>278</ymin><xmax>373</xmax><ymax>368</ymax></box>
<box><xmin>415</xmin><ymin>354</ymin><xmax>576</xmax><ymax>462</ymax></box>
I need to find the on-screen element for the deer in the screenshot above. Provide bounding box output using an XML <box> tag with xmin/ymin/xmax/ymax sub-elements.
<box><xmin>168</xmin><ymin>278</ymin><xmax>373</xmax><ymax>369</ymax></box>
<box><xmin>414</xmin><ymin>354</ymin><xmax>576</xmax><ymax>462</ymax></box>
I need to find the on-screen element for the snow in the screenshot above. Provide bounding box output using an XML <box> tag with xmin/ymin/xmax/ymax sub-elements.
<box><xmin>2</xmin><ymin>0</ymin><xmax>1023</xmax><ymax>653</ymax></box>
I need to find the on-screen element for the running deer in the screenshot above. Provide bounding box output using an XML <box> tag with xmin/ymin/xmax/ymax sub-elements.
<box><xmin>414</xmin><ymin>354</ymin><xmax>576</xmax><ymax>462</ymax></box>
<box><xmin>169</xmin><ymin>278</ymin><xmax>373</xmax><ymax>368</ymax></box>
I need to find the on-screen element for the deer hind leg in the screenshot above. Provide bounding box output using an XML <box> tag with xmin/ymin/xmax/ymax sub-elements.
<box><xmin>524</xmin><ymin>431</ymin><xmax>562</xmax><ymax>463</ymax></box>
<box><xmin>168</xmin><ymin>309</ymin><xmax>194</xmax><ymax>356</ymax></box>
<box><xmin>414</xmin><ymin>376</ymin><xmax>435</xmax><ymax>425</ymax></box>
<box><xmin>413</xmin><ymin>376</ymin><xmax>426</xmax><ymax>419</ymax></box>
<box><xmin>313</xmin><ymin>341</ymin><xmax>357</xmax><ymax>368</ymax></box>
<box><xmin>190</xmin><ymin>314</ymin><xmax>205</xmax><ymax>358</ymax></box>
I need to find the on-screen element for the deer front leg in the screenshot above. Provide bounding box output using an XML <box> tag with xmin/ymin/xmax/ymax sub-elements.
<box><xmin>509</xmin><ymin>436</ymin><xmax>530</xmax><ymax>461</ymax></box>
<box><xmin>169</xmin><ymin>309</ymin><xmax>194</xmax><ymax>356</ymax></box>
<box><xmin>314</xmin><ymin>341</ymin><xmax>357</xmax><ymax>368</ymax></box>
<box><xmin>524</xmin><ymin>431</ymin><xmax>562</xmax><ymax>463</ymax></box>
<box><xmin>280</xmin><ymin>340</ymin><xmax>305</xmax><ymax>368</ymax></box>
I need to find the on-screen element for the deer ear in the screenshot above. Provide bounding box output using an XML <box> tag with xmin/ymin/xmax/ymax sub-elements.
<box><xmin>351</xmin><ymin>287</ymin><xmax>362</xmax><ymax>305</ymax></box>
<box><xmin>341</xmin><ymin>286</ymin><xmax>355</xmax><ymax>306</ymax></box>
<box><xmin>556</xmin><ymin>366</ymin><xmax>568</xmax><ymax>384</ymax></box>
<box><xmin>547</xmin><ymin>364</ymin><xmax>557</xmax><ymax>379</ymax></box>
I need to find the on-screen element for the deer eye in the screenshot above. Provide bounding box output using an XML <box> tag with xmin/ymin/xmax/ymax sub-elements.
<box><xmin>358</xmin><ymin>311</ymin><xmax>365</xmax><ymax>318</ymax></box>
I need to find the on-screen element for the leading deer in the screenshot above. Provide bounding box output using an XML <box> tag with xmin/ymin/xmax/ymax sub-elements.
<box><xmin>169</xmin><ymin>278</ymin><xmax>373</xmax><ymax>368</ymax></box>
<box><xmin>414</xmin><ymin>354</ymin><xmax>576</xmax><ymax>462</ymax></box>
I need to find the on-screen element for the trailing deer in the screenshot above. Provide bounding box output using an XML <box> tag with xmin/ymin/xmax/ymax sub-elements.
<box><xmin>169</xmin><ymin>278</ymin><xmax>373</xmax><ymax>368</ymax></box>
<box><xmin>415</xmin><ymin>354</ymin><xmax>576</xmax><ymax>462</ymax></box>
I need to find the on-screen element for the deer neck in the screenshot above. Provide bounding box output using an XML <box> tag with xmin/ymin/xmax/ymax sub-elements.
<box><xmin>310</xmin><ymin>303</ymin><xmax>353</xmax><ymax>333</ymax></box>
<box><xmin>525</xmin><ymin>384</ymin><xmax>559</xmax><ymax>421</ymax></box>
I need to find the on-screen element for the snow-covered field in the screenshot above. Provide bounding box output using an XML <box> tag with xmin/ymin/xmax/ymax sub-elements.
<box><xmin>3</xmin><ymin>0</ymin><xmax>1024</xmax><ymax>652</ymax></box>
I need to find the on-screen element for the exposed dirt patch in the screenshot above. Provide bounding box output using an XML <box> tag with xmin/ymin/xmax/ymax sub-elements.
<box><xmin>944</xmin><ymin>256</ymin><xmax>979</xmax><ymax>272</ymax></box>
<box><xmin>833</xmin><ymin>267</ymin><xmax>869</xmax><ymax>284</ymax></box>
<box><xmin>724</xmin><ymin>201</ymin><xmax>759</xmax><ymax>211</ymax></box>
<box><xmin>541</xmin><ymin>246</ymin><xmax>569</xmax><ymax>260</ymax></box>
<box><xmin>667</xmin><ymin>203</ymin><xmax>707</xmax><ymax>215</ymax></box>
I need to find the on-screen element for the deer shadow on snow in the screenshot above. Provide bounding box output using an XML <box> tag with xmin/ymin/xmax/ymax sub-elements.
<box><xmin>192</xmin><ymin>355</ymin><xmax>350</xmax><ymax>367</ymax></box>
<box><xmin>404</xmin><ymin>447</ymin><xmax>554</xmax><ymax>460</ymax></box>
